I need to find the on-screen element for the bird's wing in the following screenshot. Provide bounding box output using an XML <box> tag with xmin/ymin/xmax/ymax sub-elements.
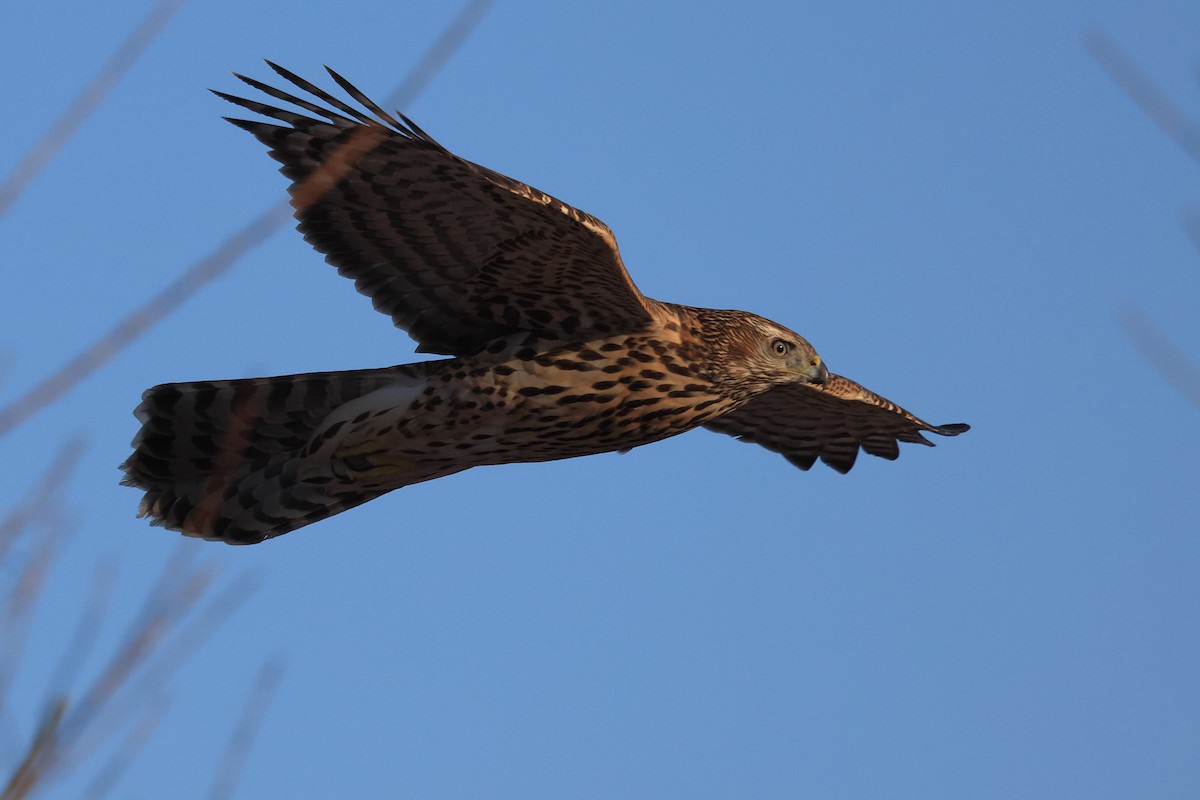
<box><xmin>703</xmin><ymin>373</ymin><xmax>968</xmax><ymax>473</ymax></box>
<box><xmin>216</xmin><ymin>63</ymin><xmax>656</xmax><ymax>355</ymax></box>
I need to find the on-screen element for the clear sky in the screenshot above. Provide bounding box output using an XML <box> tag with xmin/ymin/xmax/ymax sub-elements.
<box><xmin>2</xmin><ymin>1</ymin><xmax>1198</xmax><ymax>797</ymax></box>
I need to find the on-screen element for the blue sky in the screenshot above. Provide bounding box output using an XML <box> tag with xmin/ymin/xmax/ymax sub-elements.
<box><xmin>2</xmin><ymin>1</ymin><xmax>1198</xmax><ymax>797</ymax></box>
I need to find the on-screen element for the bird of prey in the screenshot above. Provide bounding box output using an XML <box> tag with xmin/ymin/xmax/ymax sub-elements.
<box><xmin>121</xmin><ymin>63</ymin><xmax>968</xmax><ymax>545</ymax></box>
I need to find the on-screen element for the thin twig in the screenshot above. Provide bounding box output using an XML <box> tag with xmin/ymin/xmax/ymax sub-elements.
<box><xmin>61</xmin><ymin>562</ymin><xmax>216</xmax><ymax>753</ymax></box>
<box><xmin>1180</xmin><ymin>209</ymin><xmax>1200</xmax><ymax>255</ymax></box>
<box><xmin>0</xmin><ymin>444</ymin><xmax>83</xmax><ymax>723</ymax></box>
<box><xmin>0</xmin><ymin>0</ymin><xmax>495</xmax><ymax>439</ymax></box>
<box><xmin>117</xmin><ymin>543</ymin><xmax>200</xmax><ymax>663</ymax></box>
<box><xmin>45</xmin><ymin>561</ymin><xmax>118</xmax><ymax>708</ymax></box>
<box><xmin>1084</xmin><ymin>29</ymin><xmax>1200</xmax><ymax>406</ymax></box>
<box><xmin>1</xmin><ymin>699</ymin><xmax>67</xmax><ymax>800</ymax></box>
<box><xmin>59</xmin><ymin>571</ymin><xmax>260</xmax><ymax>774</ymax></box>
<box><xmin>207</xmin><ymin>660</ymin><xmax>286</xmax><ymax>800</ymax></box>
<box><xmin>0</xmin><ymin>437</ymin><xmax>86</xmax><ymax>563</ymax></box>
<box><xmin>0</xmin><ymin>513</ymin><xmax>74</xmax><ymax>707</ymax></box>
<box><xmin>0</xmin><ymin>0</ymin><xmax>189</xmax><ymax>217</ymax></box>
<box><xmin>81</xmin><ymin>694</ymin><xmax>171</xmax><ymax>800</ymax></box>
<box><xmin>1119</xmin><ymin>303</ymin><xmax>1200</xmax><ymax>407</ymax></box>
<box><xmin>8</xmin><ymin>559</ymin><xmax>228</xmax><ymax>794</ymax></box>
<box><xmin>380</xmin><ymin>0</ymin><xmax>495</xmax><ymax>111</ymax></box>
<box><xmin>1082</xmin><ymin>28</ymin><xmax>1200</xmax><ymax>165</ymax></box>
<box><xmin>0</xmin><ymin>202</ymin><xmax>290</xmax><ymax>439</ymax></box>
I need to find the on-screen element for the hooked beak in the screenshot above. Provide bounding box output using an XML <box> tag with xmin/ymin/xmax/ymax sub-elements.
<box><xmin>803</xmin><ymin>360</ymin><xmax>829</xmax><ymax>387</ymax></box>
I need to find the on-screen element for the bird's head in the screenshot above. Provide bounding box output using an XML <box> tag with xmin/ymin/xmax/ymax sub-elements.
<box><xmin>716</xmin><ymin>312</ymin><xmax>828</xmax><ymax>397</ymax></box>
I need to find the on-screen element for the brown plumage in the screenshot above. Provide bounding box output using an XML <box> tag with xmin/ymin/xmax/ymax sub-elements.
<box><xmin>121</xmin><ymin>63</ymin><xmax>968</xmax><ymax>545</ymax></box>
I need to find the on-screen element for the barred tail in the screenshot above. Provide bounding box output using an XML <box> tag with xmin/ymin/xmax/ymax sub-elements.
<box><xmin>120</xmin><ymin>362</ymin><xmax>445</xmax><ymax>544</ymax></box>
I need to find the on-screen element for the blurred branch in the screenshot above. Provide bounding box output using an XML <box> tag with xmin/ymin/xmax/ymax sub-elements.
<box><xmin>81</xmin><ymin>694</ymin><xmax>170</xmax><ymax>800</ymax></box>
<box><xmin>1085</xmin><ymin>29</ymin><xmax>1200</xmax><ymax>409</ymax></box>
<box><xmin>1</xmin><ymin>553</ymin><xmax>255</xmax><ymax>797</ymax></box>
<box><xmin>66</xmin><ymin>562</ymin><xmax>215</xmax><ymax>738</ymax></box>
<box><xmin>0</xmin><ymin>202</ymin><xmax>289</xmax><ymax>440</ymax></box>
<box><xmin>1</xmin><ymin>700</ymin><xmax>66</xmax><ymax>800</ymax></box>
<box><xmin>0</xmin><ymin>437</ymin><xmax>85</xmax><ymax>563</ymax></box>
<box><xmin>1119</xmin><ymin>304</ymin><xmax>1200</xmax><ymax>407</ymax></box>
<box><xmin>52</xmin><ymin>559</ymin><xmax>218</xmax><ymax>775</ymax></box>
<box><xmin>81</xmin><ymin>572</ymin><xmax>259</xmax><ymax>759</ymax></box>
<box><xmin>1082</xmin><ymin>28</ymin><xmax>1200</xmax><ymax>165</ymax></box>
<box><xmin>0</xmin><ymin>0</ymin><xmax>494</xmax><ymax>440</ymax></box>
<box><xmin>379</xmin><ymin>0</ymin><xmax>494</xmax><ymax>111</ymax></box>
<box><xmin>45</xmin><ymin>562</ymin><xmax>118</xmax><ymax>706</ymax></box>
<box><xmin>0</xmin><ymin>440</ymin><xmax>85</xmax><ymax>719</ymax></box>
<box><xmin>207</xmin><ymin>660</ymin><xmax>286</xmax><ymax>800</ymax></box>
<box><xmin>119</xmin><ymin>542</ymin><xmax>200</xmax><ymax>653</ymax></box>
<box><xmin>0</xmin><ymin>0</ymin><xmax>188</xmax><ymax>218</ymax></box>
<box><xmin>0</xmin><ymin>515</ymin><xmax>73</xmax><ymax>722</ymax></box>
<box><xmin>1</xmin><ymin>500</ymin><xmax>251</xmax><ymax>797</ymax></box>
<box><xmin>1181</xmin><ymin>209</ymin><xmax>1200</xmax><ymax>254</ymax></box>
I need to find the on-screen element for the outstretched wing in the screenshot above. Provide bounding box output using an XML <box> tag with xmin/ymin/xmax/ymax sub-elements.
<box><xmin>703</xmin><ymin>373</ymin><xmax>969</xmax><ymax>474</ymax></box>
<box><xmin>216</xmin><ymin>63</ymin><xmax>657</xmax><ymax>355</ymax></box>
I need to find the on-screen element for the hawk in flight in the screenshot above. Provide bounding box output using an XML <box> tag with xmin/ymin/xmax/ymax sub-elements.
<box><xmin>122</xmin><ymin>64</ymin><xmax>968</xmax><ymax>545</ymax></box>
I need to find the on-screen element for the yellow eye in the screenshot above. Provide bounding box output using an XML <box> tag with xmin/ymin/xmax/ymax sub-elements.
<box><xmin>771</xmin><ymin>339</ymin><xmax>790</xmax><ymax>356</ymax></box>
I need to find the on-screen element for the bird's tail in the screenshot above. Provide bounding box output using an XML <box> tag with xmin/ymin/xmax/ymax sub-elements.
<box><xmin>120</xmin><ymin>363</ymin><xmax>444</xmax><ymax>544</ymax></box>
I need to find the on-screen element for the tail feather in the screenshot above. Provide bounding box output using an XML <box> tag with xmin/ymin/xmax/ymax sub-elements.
<box><xmin>135</xmin><ymin>451</ymin><xmax>389</xmax><ymax>545</ymax></box>
<box><xmin>121</xmin><ymin>362</ymin><xmax>447</xmax><ymax>544</ymax></box>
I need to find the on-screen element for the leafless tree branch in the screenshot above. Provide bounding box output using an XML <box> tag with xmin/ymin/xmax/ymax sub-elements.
<box><xmin>208</xmin><ymin>660</ymin><xmax>286</xmax><ymax>800</ymax></box>
<box><xmin>1083</xmin><ymin>27</ymin><xmax>1200</xmax><ymax>164</ymax></box>
<box><xmin>1119</xmin><ymin>303</ymin><xmax>1200</xmax><ymax>407</ymax></box>
<box><xmin>0</xmin><ymin>0</ymin><xmax>189</xmax><ymax>218</ymax></box>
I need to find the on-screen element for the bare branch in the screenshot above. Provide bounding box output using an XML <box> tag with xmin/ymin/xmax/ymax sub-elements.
<box><xmin>4</xmin><ymin>560</ymin><xmax>250</xmax><ymax>794</ymax></box>
<box><xmin>207</xmin><ymin>660</ymin><xmax>286</xmax><ymax>800</ymax></box>
<box><xmin>0</xmin><ymin>515</ymin><xmax>74</xmax><ymax>716</ymax></box>
<box><xmin>1180</xmin><ymin>209</ymin><xmax>1200</xmax><ymax>256</ymax></box>
<box><xmin>0</xmin><ymin>437</ymin><xmax>86</xmax><ymax>563</ymax></box>
<box><xmin>381</xmin><ymin>0</ymin><xmax>495</xmax><ymax>111</ymax></box>
<box><xmin>45</xmin><ymin>562</ymin><xmax>119</xmax><ymax>712</ymax></box>
<box><xmin>1</xmin><ymin>699</ymin><xmax>67</xmax><ymax>800</ymax></box>
<box><xmin>0</xmin><ymin>440</ymin><xmax>85</xmax><ymax>721</ymax></box>
<box><xmin>81</xmin><ymin>694</ymin><xmax>171</xmax><ymax>800</ymax></box>
<box><xmin>0</xmin><ymin>0</ymin><xmax>189</xmax><ymax>218</ymax></box>
<box><xmin>61</xmin><ymin>562</ymin><xmax>216</xmax><ymax>753</ymax></box>
<box><xmin>1119</xmin><ymin>303</ymin><xmax>1200</xmax><ymax>407</ymax></box>
<box><xmin>1082</xmin><ymin>28</ymin><xmax>1200</xmax><ymax>165</ymax></box>
<box><xmin>59</xmin><ymin>571</ymin><xmax>261</xmax><ymax>774</ymax></box>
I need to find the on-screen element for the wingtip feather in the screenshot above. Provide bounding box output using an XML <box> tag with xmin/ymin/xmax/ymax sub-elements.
<box><xmin>933</xmin><ymin>422</ymin><xmax>970</xmax><ymax>436</ymax></box>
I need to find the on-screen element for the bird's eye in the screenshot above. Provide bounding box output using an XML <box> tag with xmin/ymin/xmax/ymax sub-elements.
<box><xmin>771</xmin><ymin>339</ymin><xmax>790</xmax><ymax>356</ymax></box>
